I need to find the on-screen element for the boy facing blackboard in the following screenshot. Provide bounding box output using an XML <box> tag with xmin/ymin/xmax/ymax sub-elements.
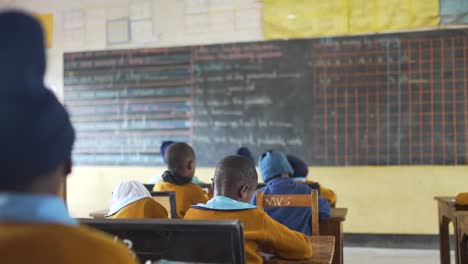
<box><xmin>153</xmin><ymin>142</ymin><xmax>207</xmax><ymax>217</ymax></box>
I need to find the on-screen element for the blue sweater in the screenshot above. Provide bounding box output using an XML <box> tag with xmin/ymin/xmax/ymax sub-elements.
<box><xmin>250</xmin><ymin>178</ymin><xmax>331</xmax><ymax>236</ymax></box>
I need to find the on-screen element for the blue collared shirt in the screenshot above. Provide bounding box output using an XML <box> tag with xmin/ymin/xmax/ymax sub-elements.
<box><xmin>0</xmin><ymin>192</ymin><xmax>76</xmax><ymax>226</ymax></box>
<box><xmin>193</xmin><ymin>196</ymin><xmax>256</xmax><ymax>211</ymax></box>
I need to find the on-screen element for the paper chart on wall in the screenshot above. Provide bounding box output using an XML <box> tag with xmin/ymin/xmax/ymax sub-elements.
<box><xmin>130</xmin><ymin>0</ymin><xmax>153</xmax><ymax>20</ymax></box>
<box><xmin>263</xmin><ymin>0</ymin><xmax>440</xmax><ymax>39</ymax></box>
<box><xmin>235</xmin><ymin>8</ymin><xmax>262</xmax><ymax>30</ymax></box>
<box><xmin>107</xmin><ymin>18</ymin><xmax>130</xmax><ymax>45</ymax></box>
<box><xmin>185</xmin><ymin>13</ymin><xmax>210</xmax><ymax>33</ymax></box>
<box><xmin>131</xmin><ymin>19</ymin><xmax>155</xmax><ymax>43</ymax></box>
<box><xmin>184</xmin><ymin>0</ymin><xmax>210</xmax><ymax>14</ymax></box>
<box><xmin>85</xmin><ymin>9</ymin><xmax>106</xmax><ymax>50</ymax></box>
<box><xmin>440</xmin><ymin>0</ymin><xmax>468</xmax><ymax>24</ymax></box>
<box><xmin>211</xmin><ymin>11</ymin><xmax>235</xmax><ymax>31</ymax></box>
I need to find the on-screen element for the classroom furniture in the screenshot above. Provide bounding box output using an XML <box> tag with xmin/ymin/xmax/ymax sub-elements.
<box><xmin>320</xmin><ymin>208</ymin><xmax>347</xmax><ymax>264</ymax></box>
<box><xmin>256</xmin><ymin>190</ymin><xmax>335</xmax><ymax>263</ymax></box>
<box><xmin>143</xmin><ymin>183</ymin><xmax>154</xmax><ymax>192</ymax></box>
<box><xmin>435</xmin><ymin>196</ymin><xmax>468</xmax><ymax>264</ymax></box>
<box><xmin>264</xmin><ymin>236</ymin><xmax>335</xmax><ymax>264</ymax></box>
<box><xmin>257</xmin><ymin>182</ymin><xmax>321</xmax><ymax>193</ymax></box>
<box><xmin>150</xmin><ymin>191</ymin><xmax>177</xmax><ymax>219</ymax></box>
<box><xmin>89</xmin><ymin>191</ymin><xmax>177</xmax><ymax>219</ymax></box>
<box><xmin>455</xmin><ymin>211</ymin><xmax>468</xmax><ymax>264</ymax></box>
<box><xmin>80</xmin><ymin>219</ymin><xmax>246</xmax><ymax>263</ymax></box>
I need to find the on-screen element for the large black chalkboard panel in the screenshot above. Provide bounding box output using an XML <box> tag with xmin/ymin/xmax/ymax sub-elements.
<box><xmin>63</xmin><ymin>28</ymin><xmax>468</xmax><ymax>166</ymax></box>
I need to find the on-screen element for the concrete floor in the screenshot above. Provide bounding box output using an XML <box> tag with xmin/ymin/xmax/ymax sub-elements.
<box><xmin>345</xmin><ymin>247</ymin><xmax>455</xmax><ymax>264</ymax></box>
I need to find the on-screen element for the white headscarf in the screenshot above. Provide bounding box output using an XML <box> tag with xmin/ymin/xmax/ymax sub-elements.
<box><xmin>107</xmin><ymin>180</ymin><xmax>151</xmax><ymax>216</ymax></box>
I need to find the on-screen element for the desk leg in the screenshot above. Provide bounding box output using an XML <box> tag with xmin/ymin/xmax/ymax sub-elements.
<box><xmin>459</xmin><ymin>237</ymin><xmax>467</xmax><ymax>264</ymax></box>
<box><xmin>338</xmin><ymin>222</ymin><xmax>343</xmax><ymax>264</ymax></box>
<box><xmin>320</xmin><ymin>222</ymin><xmax>342</xmax><ymax>264</ymax></box>
<box><xmin>453</xmin><ymin>218</ymin><xmax>460</xmax><ymax>264</ymax></box>
<box><xmin>439</xmin><ymin>215</ymin><xmax>451</xmax><ymax>264</ymax></box>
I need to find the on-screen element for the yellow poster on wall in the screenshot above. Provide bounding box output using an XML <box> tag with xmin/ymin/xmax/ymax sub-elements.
<box><xmin>264</xmin><ymin>0</ymin><xmax>440</xmax><ymax>39</ymax></box>
<box><xmin>34</xmin><ymin>13</ymin><xmax>53</xmax><ymax>48</ymax></box>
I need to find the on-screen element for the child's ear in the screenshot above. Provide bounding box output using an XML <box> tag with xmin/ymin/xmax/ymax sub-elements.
<box><xmin>64</xmin><ymin>159</ymin><xmax>72</xmax><ymax>176</ymax></box>
<box><xmin>239</xmin><ymin>184</ymin><xmax>249</xmax><ymax>199</ymax></box>
<box><xmin>187</xmin><ymin>159</ymin><xmax>195</xmax><ymax>170</ymax></box>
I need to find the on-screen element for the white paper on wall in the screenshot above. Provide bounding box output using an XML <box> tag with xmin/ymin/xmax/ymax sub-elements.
<box><xmin>184</xmin><ymin>0</ymin><xmax>209</xmax><ymax>14</ymax></box>
<box><xmin>209</xmin><ymin>0</ymin><xmax>234</xmax><ymax>11</ymax></box>
<box><xmin>63</xmin><ymin>28</ymin><xmax>85</xmax><ymax>49</ymax></box>
<box><xmin>131</xmin><ymin>18</ymin><xmax>154</xmax><ymax>43</ymax></box>
<box><xmin>235</xmin><ymin>7</ymin><xmax>261</xmax><ymax>30</ymax></box>
<box><xmin>185</xmin><ymin>13</ymin><xmax>210</xmax><ymax>33</ymax></box>
<box><xmin>85</xmin><ymin>9</ymin><xmax>106</xmax><ymax>49</ymax></box>
<box><xmin>210</xmin><ymin>11</ymin><xmax>234</xmax><ymax>31</ymax></box>
<box><xmin>108</xmin><ymin>7</ymin><xmax>129</xmax><ymax>20</ymax></box>
<box><xmin>107</xmin><ymin>18</ymin><xmax>130</xmax><ymax>44</ymax></box>
<box><xmin>63</xmin><ymin>9</ymin><xmax>84</xmax><ymax>30</ymax></box>
<box><xmin>129</xmin><ymin>0</ymin><xmax>153</xmax><ymax>20</ymax></box>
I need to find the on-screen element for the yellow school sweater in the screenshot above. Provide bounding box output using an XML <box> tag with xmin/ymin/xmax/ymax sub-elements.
<box><xmin>318</xmin><ymin>184</ymin><xmax>337</xmax><ymax>207</ymax></box>
<box><xmin>184</xmin><ymin>207</ymin><xmax>313</xmax><ymax>264</ymax></box>
<box><xmin>456</xmin><ymin>192</ymin><xmax>468</xmax><ymax>205</ymax></box>
<box><xmin>0</xmin><ymin>223</ymin><xmax>137</xmax><ymax>264</ymax></box>
<box><xmin>306</xmin><ymin>181</ymin><xmax>337</xmax><ymax>206</ymax></box>
<box><xmin>154</xmin><ymin>181</ymin><xmax>208</xmax><ymax>218</ymax></box>
<box><xmin>108</xmin><ymin>197</ymin><xmax>168</xmax><ymax>219</ymax></box>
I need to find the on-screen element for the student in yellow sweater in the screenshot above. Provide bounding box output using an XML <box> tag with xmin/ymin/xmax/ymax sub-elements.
<box><xmin>153</xmin><ymin>142</ymin><xmax>207</xmax><ymax>217</ymax></box>
<box><xmin>0</xmin><ymin>11</ymin><xmax>136</xmax><ymax>264</ymax></box>
<box><xmin>184</xmin><ymin>155</ymin><xmax>313</xmax><ymax>264</ymax></box>
<box><xmin>107</xmin><ymin>181</ymin><xmax>168</xmax><ymax>219</ymax></box>
<box><xmin>287</xmin><ymin>155</ymin><xmax>337</xmax><ymax>206</ymax></box>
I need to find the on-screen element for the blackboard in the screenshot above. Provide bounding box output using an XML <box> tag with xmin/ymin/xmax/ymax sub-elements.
<box><xmin>64</xmin><ymin>28</ymin><xmax>468</xmax><ymax>166</ymax></box>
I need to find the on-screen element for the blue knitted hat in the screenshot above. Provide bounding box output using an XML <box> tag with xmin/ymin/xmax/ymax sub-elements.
<box><xmin>236</xmin><ymin>147</ymin><xmax>254</xmax><ymax>163</ymax></box>
<box><xmin>160</xmin><ymin>141</ymin><xmax>175</xmax><ymax>164</ymax></box>
<box><xmin>0</xmin><ymin>11</ymin><xmax>75</xmax><ymax>189</ymax></box>
<box><xmin>258</xmin><ymin>150</ymin><xmax>294</xmax><ymax>183</ymax></box>
<box><xmin>287</xmin><ymin>155</ymin><xmax>309</xmax><ymax>178</ymax></box>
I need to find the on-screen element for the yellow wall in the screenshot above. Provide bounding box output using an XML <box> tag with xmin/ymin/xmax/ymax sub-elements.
<box><xmin>68</xmin><ymin>165</ymin><xmax>468</xmax><ymax>234</ymax></box>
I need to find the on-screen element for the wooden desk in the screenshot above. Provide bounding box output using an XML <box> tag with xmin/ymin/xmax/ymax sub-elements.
<box><xmin>264</xmin><ymin>236</ymin><xmax>335</xmax><ymax>264</ymax></box>
<box><xmin>90</xmin><ymin>207</ymin><xmax>347</xmax><ymax>264</ymax></box>
<box><xmin>435</xmin><ymin>196</ymin><xmax>468</xmax><ymax>264</ymax></box>
<box><xmin>455</xmin><ymin>211</ymin><xmax>468</xmax><ymax>264</ymax></box>
<box><xmin>320</xmin><ymin>208</ymin><xmax>347</xmax><ymax>264</ymax></box>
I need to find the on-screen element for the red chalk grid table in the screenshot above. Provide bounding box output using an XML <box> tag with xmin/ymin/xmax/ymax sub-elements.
<box><xmin>311</xmin><ymin>35</ymin><xmax>468</xmax><ymax>166</ymax></box>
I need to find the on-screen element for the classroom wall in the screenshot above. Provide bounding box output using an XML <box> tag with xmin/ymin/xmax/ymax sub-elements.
<box><xmin>2</xmin><ymin>0</ymin><xmax>467</xmax><ymax>235</ymax></box>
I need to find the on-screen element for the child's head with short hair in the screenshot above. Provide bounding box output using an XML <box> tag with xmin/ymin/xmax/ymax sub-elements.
<box><xmin>236</xmin><ymin>147</ymin><xmax>255</xmax><ymax>164</ymax></box>
<box><xmin>258</xmin><ymin>150</ymin><xmax>294</xmax><ymax>183</ymax></box>
<box><xmin>160</xmin><ymin>140</ymin><xmax>175</xmax><ymax>164</ymax></box>
<box><xmin>165</xmin><ymin>142</ymin><xmax>196</xmax><ymax>177</ymax></box>
<box><xmin>213</xmin><ymin>155</ymin><xmax>258</xmax><ymax>203</ymax></box>
<box><xmin>286</xmin><ymin>155</ymin><xmax>309</xmax><ymax>178</ymax></box>
<box><xmin>0</xmin><ymin>11</ymin><xmax>75</xmax><ymax>195</ymax></box>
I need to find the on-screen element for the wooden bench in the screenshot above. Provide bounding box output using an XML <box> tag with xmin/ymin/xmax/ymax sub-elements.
<box><xmin>435</xmin><ymin>196</ymin><xmax>468</xmax><ymax>264</ymax></box>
